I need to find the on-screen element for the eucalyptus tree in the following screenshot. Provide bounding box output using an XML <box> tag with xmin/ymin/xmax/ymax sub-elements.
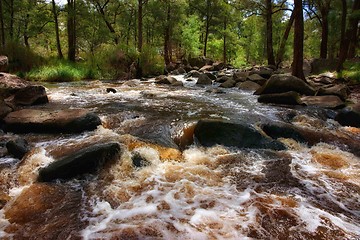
<box><xmin>67</xmin><ymin>0</ymin><xmax>76</xmax><ymax>61</ymax></box>
<box><xmin>292</xmin><ymin>0</ymin><xmax>305</xmax><ymax>80</ymax></box>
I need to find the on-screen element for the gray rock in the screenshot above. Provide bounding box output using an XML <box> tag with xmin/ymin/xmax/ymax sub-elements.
<box><xmin>194</xmin><ymin>119</ymin><xmax>286</xmax><ymax>150</ymax></box>
<box><xmin>258</xmin><ymin>91</ymin><xmax>303</xmax><ymax>105</ymax></box>
<box><xmin>335</xmin><ymin>103</ymin><xmax>360</xmax><ymax>128</ymax></box>
<box><xmin>317</xmin><ymin>84</ymin><xmax>349</xmax><ymax>101</ymax></box>
<box><xmin>247</xmin><ymin>74</ymin><xmax>267</xmax><ymax>85</ymax></box>
<box><xmin>255</xmin><ymin>74</ymin><xmax>316</xmax><ymax>96</ymax></box>
<box><xmin>237</xmin><ymin>81</ymin><xmax>261</xmax><ymax>91</ymax></box>
<box><xmin>11</xmin><ymin>85</ymin><xmax>48</xmax><ymax>106</ymax></box>
<box><xmin>196</xmin><ymin>74</ymin><xmax>212</xmax><ymax>85</ymax></box>
<box><xmin>220</xmin><ymin>79</ymin><xmax>236</xmax><ymax>88</ymax></box>
<box><xmin>0</xmin><ymin>56</ymin><xmax>8</xmax><ymax>72</ymax></box>
<box><xmin>301</xmin><ymin>95</ymin><xmax>345</xmax><ymax>109</ymax></box>
<box><xmin>6</xmin><ymin>138</ymin><xmax>30</xmax><ymax>159</ymax></box>
<box><xmin>38</xmin><ymin>142</ymin><xmax>121</xmax><ymax>181</ymax></box>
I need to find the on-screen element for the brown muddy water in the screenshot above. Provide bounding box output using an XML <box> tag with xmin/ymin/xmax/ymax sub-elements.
<box><xmin>0</xmin><ymin>75</ymin><xmax>359</xmax><ymax>239</ymax></box>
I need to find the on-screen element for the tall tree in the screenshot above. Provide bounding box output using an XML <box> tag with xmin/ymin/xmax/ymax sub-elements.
<box><xmin>276</xmin><ymin>10</ymin><xmax>294</xmax><ymax>65</ymax></box>
<box><xmin>52</xmin><ymin>0</ymin><xmax>63</xmax><ymax>59</ymax></box>
<box><xmin>265</xmin><ymin>0</ymin><xmax>275</xmax><ymax>65</ymax></box>
<box><xmin>67</xmin><ymin>0</ymin><xmax>76</xmax><ymax>61</ymax></box>
<box><xmin>0</xmin><ymin>0</ymin><xmax>5</xmax><ymax>47</ymax></box>
<box><xmin>292</xmin><ymin>0</ymin><xmax>305</xmax><ymax>80</ymax></box>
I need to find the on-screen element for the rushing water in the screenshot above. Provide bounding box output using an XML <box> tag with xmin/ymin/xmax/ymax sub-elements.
<box><xmin>0</xmin><ymin>75</ymin><xmax>359</xmax><ymax>239</ymax></box>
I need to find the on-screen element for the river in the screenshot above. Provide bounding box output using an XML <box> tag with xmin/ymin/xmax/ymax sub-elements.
<box><xmin>0</xmin><ymin>74</ymin><xmax>359</xmax><ymax>239</ymax></box>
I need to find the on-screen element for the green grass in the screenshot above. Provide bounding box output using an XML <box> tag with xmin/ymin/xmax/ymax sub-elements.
<box><xmin>26</xmin><ymin>61</ymin><xmax>97</xmax><ymax>82</ymax></box>
<box><xmin>338</xmin><ymin>61</ymin><xmax>360</xmax><ymax>83</ymax></box>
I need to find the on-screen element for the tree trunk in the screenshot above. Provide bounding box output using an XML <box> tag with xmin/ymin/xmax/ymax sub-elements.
<box><xmin>67</xmin><ymin>0</ymin><xmax>76</xmax><ymax>62</ymax></box>
<box><xmin>276</xmin><ymin>10</ymin><xmax>294</xmax><ymax>66</ymax></box>
<box><xmin>0</xmin><ymin>0</ymin><xmax>5</xmax><ymax>47</ymax></box>
<box><xmin>337</xmin><ymin>0</ymin><xmax>360</xmax><ymax>71</ymax></box>
<box><xmin>137</xmin><ymin>0</ymin><xmax>143</xmax><ymax>53</ymax></box>
<box><xmin>347</xmin><ymin>0</ymin><xmax>360</xmax><ymax>59</ymax></box>
<box><xmin>320</xmin><ymin>7</ymin><xmax>329</xmax><ymax>59</ymax></box>
<box><xmin>292</xmin><ymin>0</ymin><xmax>305</xmax><ymax>80</ymax></box>
<box><xmin>52</xmin><ymin>0</ymin><xmax>63</xmax><ymax>59</ymax></box>
<box><xmin>203</xmin><ymin>0</ymin><xmax>210</xmax><ymax>57</ymax></box>
<box><xmin>266</xmin><ymin>0</ymin><xmax>275</xmax><ymax>66</ymax></box>
<box><xmin>94</xmin><ymin>1</ymin><xmax>118</xmax><ymax>44</ymax></box>
<box><xmin>223</xmin><ymin>16</ymin><xmax>227</xmax><ymax>64</ymax></box>
<box><xmin>163</xmin><ymin>0</ymin><xmax>171</xmax><ymax>65</ymax></box>
<box><xmin>9</xmin><ymin>0</ymin><xmax>14</xmax><ymax>41</ymax></box>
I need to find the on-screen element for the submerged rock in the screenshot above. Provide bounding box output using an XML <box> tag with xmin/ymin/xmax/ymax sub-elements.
<box><xmin>38</xmin><ymin>142</ymin><xmax>121</xmax><ymax>182</ymax></box>
<box><xmin>194</xmin><ymin>119</ymin><xmax>286</xmax><ymax>150</ymax></box>
<box><xmin>4</xmin><ymin>183</ymin><xmax>85</xmax><ymax>238</ymax></box>
<box><xmin>131</xmin><ymin>151</ymin><xmax>151</xmax><ymax>168</ymax></box>
<box><xmin>255</xmin><ymin>74</ymin><xmax>316</xmax><ymax>96</ymax></box>
<box><xmin>3</xmin><ymin>109</ymin><xmax>102</xmax><ymax>133</ymax></box>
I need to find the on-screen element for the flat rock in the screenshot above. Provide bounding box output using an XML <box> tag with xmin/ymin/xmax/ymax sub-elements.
<box><xmin>38</xmin><ymin>142</ymin><xmax>121</xmax><ymax>182</ymax></box>
<box><xmin>3</xmin><ymin>109</ymin><xmax>102</xmax><ymax>133</ymax></box>
<box><xmin>258</xmin><ymin>91</ymin><xmax>303</xmax><ymax>105</ymax></box>
<box><xmin>301</xmin><ymin>95</ymin><xmax>345</xmax><ymax>109</ymax></box>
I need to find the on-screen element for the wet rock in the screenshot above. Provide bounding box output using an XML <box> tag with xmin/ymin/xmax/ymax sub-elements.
<box><xmin>205</xmin><ymin>72</ymin><xmax>216</xmax><ymax>80</ymax></box>
<box><xmin>301</xmin><ymin>95</ymin><xmax>345</xmax><ymax>109</ymax></box>
<box><xmin>194</xmin><ymin>119</ymin><xmax>286</xmax><ymax>150</ymax></box>
<box><xmin>215</xmin><ymin>75</ymin><xmax>231</xmax><ymax>83</ymax></box>
<box><xmin>171</xmin><ymin>80</ymin><xmax>184</xmax><ymax>87</ymax></box>
<box><xmin>4</xmin><ymin>109</ymin><xmax>102</xmax><ymax>133</ymax></box>
<box><xmin>6</xmin><ymin>138</ymin><xmax>30</xmax><ymax>159</ymax></box>
<box><xmin>185</xmin><ymin>70</ymin><xmax>201</xmax><ymax>78</ymax></box>
<box><xmin>199</xmin><ymin>65</ymin><xmax>214</xmax><ymax>72</ymax></box>
<box><xmin>38</xmin><ymin>142</ymin><xmax>121</xmax><ymax>182</ymax></box>
<box><xmin>123</xmin><ymin>79</ymin><xmax>140</xmax><ymax>87</ymax></box>
<box><xmin>131</xmin><ymin>151</ymin><xmax>151</xmax><ymax>168</ymax></box>
<box><xmin>128</xmin><ymin>120</ymin><xmax>179</xmax><ymax>149</ymax></box>
<box><xmin>317</xmin><ymin>84</ymin><xmax>349</xmax><ymax>101</ymax></box>
<box><xmin>212</xmin><ymin>62</ymin><xmax>225</xmax><ymax>71</ymax></box>
<box><xmin>255</xmin><ymin>74</ymin><xmax>316</xmax><ymax>96</ymax></box>
<box><xmin>237</xmin><ymin>81</ymin><xmax>261</xmax><ymax>91</ymax></box>
<box><xmin>0</xmin><ymin>56</ymin><xmax>8</xmax><ymax>72</ymax></box>
<box><xmin>261</xmin><ymin>123</ymin><xmax>306</xmax><ymax>143</ymax></box>
<box><xmin>250</xmin><ymin>68</ymin><xmax>273</xmax><ymax>79</ymax></box>
<box><xmin>155</xmin><ymin>75</ymin><xmax>177</xmax><ymax>85</ymax></box>
<box><xmin>4</xmin><ymin>183</ymin><xmax>85</xmax><ymax>238</ymax></box>
<box><xmin>11</xmin><ymin>85</ymin><xmax>48</xmax><ymax>106</ymax></box>
<box><xmin>258</xmin><ymin>91</ymin><xmax>303</xmax><ymax>105</ymax></box>
<box><xmin>177</xmin><ymin>67</ymin><xmax>187</xmax><ymax>74</ymax></box>
<box><xmin>233</xmin><ymin>71</ymin><xmax>249</xmax><ymax>82</ymax></box>
<box><xmin>0</xmin><ymin>99</ymin><xmax>12</xmax><ymax>118</ymax></box>
<box><xmin>106</xmin><ymin>88</ymin><xmax>117</xmax><ymax>93</ymax></box>
<box><xmin>335</xmin><ymin>104</ymin><xmax>360</xmax><ymax>128</ymax></box>
<box><xmin>248</xmin><ymin>74</ymin><xmax>267</xmax><ymax>85</ymax></box>
<box><xmin>196</xmin><ymin>74</ymin><xmax>212</xmax><ymax>85</ymax></box>
<box><xmin>205</xmin><ymin>88</ymin><xmax>226</xmax><ymax>94</ymax></box>
<box><xmin>220</xmin><ymin>79</ymin><xmax>236</xmax><ymax>88</ymax></box>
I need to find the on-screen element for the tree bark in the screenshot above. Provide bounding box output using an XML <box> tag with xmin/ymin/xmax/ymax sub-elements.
<box><xmin>0</xmin><ymin>0</ymin><xmax>5</xmax><ymax>47</ymax></box>
<box><xmin>223</xmin><ymin>16</ymin><xmax>227</xmax><ymax>64</ymax></box>
<box><xmin>347</xmin><ymin>0</ymin><xmax>360</xmax><ymax>59</ymax></box>
<box><xmin>163</xmin><ymin>0</ymin><xmax>171</xmax><ymax>65</ymax></box>
<box><xmin>137</xmin><ymin>0</ymin><xmax>143</xmax><ymax>53</ymax></box>
<box><xmin>203</xmin><ymin>0</ymin><xmax>210</xmax><ymax>57</ymax></box>
<box><xmin>276</xmin><ymin>10</ymin><xmax>294</xmax><ymax>66</ymax></box>
<box><xmin>292</xmin><ymin>0</ymin><xmax>305</xmax><ymax>80</ymax></box>
<box><xmin>52</xmin><ymin>0</ymin><xmax>63</xmax><ymax>59</ymax></box>
<box><xmin>93</xmin><ymin>1</ymin><xmax>118</xmax><ymax>44</ymax></box>
<box><xmin>319</xmin><ymin>4</ymin><xmax>330</xmax><ymax>59</ymax></box>
<box><xmin>266</xmin><ymin>0</ymin><xmax>275</xmax><ymax>65</ymax></box>
<box><xmin>9</xmin><ymin>0</ymin><xmax>14</xmax><ymax>41</ymax></box>
<box><xmin>67</xmin><ymin>0</ymin><xmax>76</xmax><ymax>62</ymax></box>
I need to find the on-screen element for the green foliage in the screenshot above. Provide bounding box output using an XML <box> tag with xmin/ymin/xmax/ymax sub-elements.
<box><xmin>339</xmin><ymin>61</ymin><xmax>360</xmax><ymax>83</ymax></box>
<box><xmin>139</xmin><ymin>45</ymin><xmax>164</xmax><ymax>77</ymax></box>
<box><xmin>0</xmin><ymin>42</ymin><xmax>43</xmax><ymax>72</ymax></box>
<box><xmin>180</xmin><ymin>15</ymin><xmax>202</xmax><ymax>58</ymax></box>
<box><xmin>26</xmin><ymin>60</ymin><xmax>96</xmax><ymax>82</ymax></box>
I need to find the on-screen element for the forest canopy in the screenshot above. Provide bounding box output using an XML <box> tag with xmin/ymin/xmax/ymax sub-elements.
<box><xmin>0</xmin><ymin>0</ymin><xmax>358</xmax><ymax>80</ymax></box>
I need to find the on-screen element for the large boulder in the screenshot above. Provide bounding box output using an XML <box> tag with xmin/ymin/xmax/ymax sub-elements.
<box><xmin>301</xmin><ymin>95</ymin><xmax>345</xmax><ymax>109</ymax></box>
<box><xmin>0</xmin><ymin>73</ymin><xmax>30</xmax><ymax>98</ymax></box>
<box><xmin>38</xmin><ymin>142</ymin><xmax>121</xmax><ymax>182</ymax></box>
<box><xmin>258</xmin><ymin>91</ymin><xmax>303</xmax><ymax>105</ymax></box>
<box><xmin>233</xmin><ymin>71</ymin><xmax>249</xmax><ymax>82</ymax></box>
<box><xmin>196</xmin><ymin>74</ymin><xmax>213</xmax><ymax>85</ymax></box>
<box><xmin>194</xmin><ymin>119</ymin><xmax>286</xmax><ymax>150</ymax></box>
<box><xmin>335</xmin><ymin>104</ymin><xmax>360</xmax><ymax>128</ymax></box>
<box><xmin>220</xmin><ymin>79</ymin><xmax>236</xmax><ymax>88</ymax></box>
<box><xmin>11</xmin><ymin>85</ymin><xmax>48</xmax><ymax>106</ymax></box>
<box><xmin>255</xmin><ymin>74</ymin><xmax>316</xmax><ymax>96</ymax></box>
<box><xmin>0</xmin><ymin>56</ymin><xmax>8</xmax><ymax>72</ymax></box>
<box><xmin>310</xmin><ymin>58</ymin><xmax>337</xmax><ymax>74</ymax></box>
<box><xmin>3</xmin><ymin>109</ymin><xmax>102</xmax><ymax>133</ymax></box>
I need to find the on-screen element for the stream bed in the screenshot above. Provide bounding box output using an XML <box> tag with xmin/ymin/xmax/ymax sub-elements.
<box><xmin>0</xmin><ymin>75</ymin><xmax>359</xmax><ymax>239</ymax></box>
